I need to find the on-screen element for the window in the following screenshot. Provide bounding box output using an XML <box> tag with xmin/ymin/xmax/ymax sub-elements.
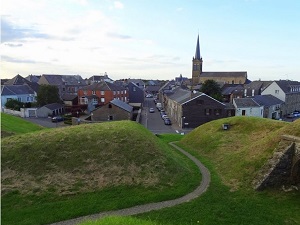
<box><xmin>108</xmin><ymin>104</ymin><xmax>112</xmax><ymax>108</ymax></box>
<box><xmin>92</xmin><ymin>90</ymin><xmax>96</xmax><ymax>95</ymax></box>
<box><xmin>214</xmin><ymin>109</ymin><xmax>221</xmax><ymax>116</ymax></box>
<box><xmin>117</xmin><ymin>91</ymin><xmax>120</xmax><ymax>94</ymax></box>
<box><xmin>83</xmin><ymin>90</ymin><xmax>87</xmax><ymax>95</ymax></box>
<box><xmin>205</xmin><ymin>109</ymin><xmax>211</xmax><ymax>115</ymax></box>
<box><xmin>133</xmin><ymin>87</ymin><xmax>136</xmax><ymax>91</ymax></box>
<box><xmin>242</xmin><ymin>110</ymin><xmax>246</xmax><ymax>116</ymax></box>
<box><xmin>275</xmin><ymin>90</ymin><xmax>279</xmax><ymax>94</ymax></box>
<box><xmin>101</xmin><ymin>98</ymin><xmax>105</xmax><ymax>103</ymax></box>
<box><xmin>109</xmin><ymin>115</ymin><xmax>113</xmax><ymax>120</ymax></box>
<box><xmin>113</xmin><ymin>91</ymin><xmax>116</xmax><ymax>95</ymax></box>
<box><xmin>80</xmin><ymin>97</ymin><xmax>88</xmax><ymax>104</ymax></box>
<box><xmin>92</xmin><ymin>98</ymin><xmax>98</xmax><ymax>105</ymax></box>
<box><xmin>101</xmin><ymin>91</ymin><xmax>105</xmax><ymax>95</ymax></box>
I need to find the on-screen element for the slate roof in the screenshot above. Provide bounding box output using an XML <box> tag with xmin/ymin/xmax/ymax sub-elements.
<box><xmin>1</xmin><ymin>85</ymin><xmax>35</xmax><ymax>95</ymax></box>
<box><xmin>167</xmin><ymin>87</ymin><xmax>205</xmax><ymax>104</ymax></box>
<box><xmin>81</xmin><ymin>81</ymin><xmax>126</xmax><ymax>91</ymax></box>
<box><xmin>234</xmin><ymin>98</ymin><xmax>260</xmax><ymax>107</ymax></box>
<box><xmin>62</xmin><ymin>94</ymin><xmax>78</xmax><ymax>101</ymax></box>
<box><xmin>201</xmin><ymin>71</ymin><xmax>247</xmax><ymax>78</ymax></box>
<box><xmin>275</xmin><ymin>80</ymin><xmax>300</xmax><ymax>93</ymax></box>
<box><xmin>4</xmin><ymin>74</ymin><xmax>40</xmax><ymax>92</ymax></box>
<box><xmin>145</xmin><ymin>85</ymin><xmax>160</xmax><ymax>92</ymax></box>
<box><xmin>62</xmin><ymin>75</ymin><xmax>85</xmax><ymax>85</ymax></box>
<box><xmin>25</xmin><ymin>75</ymin><xmax>41</xmax><ymax>83</ymax></box>
<box><xmin>41</xmin><ymin>75</ymin><xmax>64</xmax><ymax>85</ymax></box>
<box><xmin>41</xmin><ymin>103</ymin><xmax>64</xmax><ymax>110</ymax></box>
<box><xmin>244</xmin><ymin>80</ymin><xmax>273</xmax><ymax>96</ymax></box>
<box><xmin>222</xmin><ymin>85</ymin><xmax>244</xmax><ymax>95</ymax></box>
<box><xmin>253</xmin><ymin>95</ymin><xmax>284</xmax><ymax>107</ymax></box>
<box><xmin>110</xmin><ymin>99</ymin><xmax>133</xmax><ymax>112</ymax></box>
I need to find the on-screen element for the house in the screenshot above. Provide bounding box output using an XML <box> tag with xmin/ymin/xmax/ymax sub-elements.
<box><xmin>145</xmin><ymin>85</ymin><xmax>161</xmax><ymax>96</ymax></box>
<box><xmin>128</xmin><ymin>82</ymin><xmax>144</xmax><ymax>104</ymax></box>
<box><xmin>62</xmin><ymin>94</ymin><xmax>78</xmax><ymax>106</ymax></box>
<box><xmin>78</xmin><ymin>81</ymin><xmax>128</xmax><ymax>106</ymax></box>
<box><xmin>36</xmin><ymin>103</ymin><xmax>65</xmax><ymax>117</ymax></box>
<box><xmin>88</xmin><ymin>73</ymin><xmax>113</xmax><ymax>84</ymax></box>
<box><xmin>253</xmin><ymin>95</ymin><xmax>284</xmax><ymax>119</ymax></box>
<box><xmin>163</xmin><ymin>87</ymin><xmax>234</xmax><ymax>128</ymax></box>
<box><xmin>25</xmin><ymin>74</ymin><xmax>41</xmax><ymax>83</ymax></box>
<box><xmin>127</xmin><ymin>79</ymin><xmax>145</xmax><ymax>90</ymax></box>
<box><xmin>4</xmin><ymin>74</ymin><xmax>40</xmax><ymax>93</ymax></box>
<box><xmin>261</xmin><ymin>80</ymin><xmax>300</xmax><ymax>115</ymax></box>
<box><xmin>91</xmin><ymin>99</ymin><xmax>133</xmax><ymax>122</ymax></box>
<box><xmin>243</xmin><ymin>80</ymin><xmax>273</xmax><ymax>97</ymax></box>
<box><xmin>233</xmin><ymin>98</ymin><xmax>264</xmax><ymax>117</ymax></box>
<box><xmin>1</xmin><ymin>85</ymin><xmax>36</xmax><ymax>107</ymax></box>
<box><xmin>38</xmin><ymin>74</ymin><xmax>86</xmax><ymax>98</ymax></box>
<box><xmin>221</xmin><ymin>84</ymin><xmax>244</xmax><ymax>103</ymax></box>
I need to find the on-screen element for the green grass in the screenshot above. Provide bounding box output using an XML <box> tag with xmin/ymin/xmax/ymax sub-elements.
<box><xmin>1</xmin><ymin>122</ymin><xmax>200</xmax><ymax>225</ymax></box>
<box><xmin>1</xmin><ymin>113</ymin><xmax>45</xmax><ymax>138</ymax></box>
<box><xmin>80</xmin><ymin>216</ymin><xmax>167</xmax><ymax>225</ymax></box>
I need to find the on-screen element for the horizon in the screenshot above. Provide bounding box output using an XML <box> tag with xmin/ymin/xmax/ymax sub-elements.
<box><xmin>1</xmin><ymin>0</ymin><xmax>300</xmax><ymax>81</ymax></box>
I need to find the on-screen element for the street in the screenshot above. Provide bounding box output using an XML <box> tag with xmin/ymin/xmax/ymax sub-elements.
<box><xmin>140</xmin><ymin>97</ymin><xmax>185</xmax><ymax>134</ymax></box>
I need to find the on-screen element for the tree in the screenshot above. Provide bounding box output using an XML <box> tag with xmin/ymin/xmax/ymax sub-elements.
<box><xmin>37</xmin><ymin>85</ymin><xmax>61</xmax><ymax>106</ymax></box>
<box><xmin>5</xmin><ymin>99</ymin><xmax>23</xmax><ymax>110</ymax></box>
<box><xmin>200</xmin><ymin>79</ymin><xmax>222</xmax><ymax>101</ymax></box>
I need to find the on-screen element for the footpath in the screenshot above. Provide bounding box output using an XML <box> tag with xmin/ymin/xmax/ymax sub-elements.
<box><xmin>49</xmin><ymin>142</ymin><xmax>211</xmax><ymax>225</ymax></box>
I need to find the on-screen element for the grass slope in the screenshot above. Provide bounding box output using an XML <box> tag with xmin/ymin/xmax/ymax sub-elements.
<box><xmin>180</xmin><ymin>116</ymin><xmax>300</xmax><ymax>190</ymax></box>
<box><xmin>1</xmin><ymin>122</ymin><xmax>199</xmax><ymax>225</ymax></box>
<box><xmin>134</xmin><ymin>117</ymin><xmax>300</xmax><ymax>225</ymax></box>
<box><xmin>1</xmin><ymin>113</ymin><xmax>45</xmax><ymax>138</ymax></box>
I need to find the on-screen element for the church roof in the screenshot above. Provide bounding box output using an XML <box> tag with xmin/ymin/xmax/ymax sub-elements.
<box><xmin>201</xmin><ymin>71</ymin><xmax>247</xmax><ymax>78</ymax></box>
<box><xmin>195</xmin><ymin>34</ymin><xmax>201</xmax><ymax>60</ymax></box>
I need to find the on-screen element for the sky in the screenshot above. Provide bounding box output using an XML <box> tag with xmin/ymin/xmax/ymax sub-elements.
<box><xmin>1</xmin><ymin>0</ymin><xmax>300</xmax><ymax>81</ymax></box>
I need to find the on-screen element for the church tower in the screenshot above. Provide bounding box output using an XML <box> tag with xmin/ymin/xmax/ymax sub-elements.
<box><xmin>192</xmin><ymin>34</ymin><xmax>203</xmax><ymax>85</ymax></box>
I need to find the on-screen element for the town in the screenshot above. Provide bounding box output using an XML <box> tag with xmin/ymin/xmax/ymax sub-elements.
<box><xmin>1</xmin><ymin>35</ymin><xmax>300</xmax><ymax>131</ymax></box>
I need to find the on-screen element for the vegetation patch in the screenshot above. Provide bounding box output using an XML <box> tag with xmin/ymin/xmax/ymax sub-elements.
<box><xmin>1</xmin><ymin>122</ymin><xmax>199</xmax><ymax>225</ymax></box>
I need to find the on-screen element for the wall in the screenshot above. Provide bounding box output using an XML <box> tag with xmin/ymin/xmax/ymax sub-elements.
<box><xmin>92</xmin><ymin>103</ymin><xmax>132</xmax><ymax>121</ymax></box>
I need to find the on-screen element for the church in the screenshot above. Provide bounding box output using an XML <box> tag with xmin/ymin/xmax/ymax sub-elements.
<box><xmin>192</xmin><ymin>35</ymin><xmax>248</xmax><ymax>85</ymax></box>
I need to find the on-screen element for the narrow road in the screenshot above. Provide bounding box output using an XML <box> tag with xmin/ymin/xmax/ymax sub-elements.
<box><xmin>49</xmin><ymin>142</ymin><xmax>210</xmax><ymax>225</ymax></box>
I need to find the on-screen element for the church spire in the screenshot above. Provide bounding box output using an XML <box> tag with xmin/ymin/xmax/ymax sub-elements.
<box><xmin>195</xmin><ymin>34</ymin><xmax>201</xmax><ymax>60</ymax></box>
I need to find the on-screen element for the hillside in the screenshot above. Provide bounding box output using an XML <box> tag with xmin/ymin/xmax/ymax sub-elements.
<box><xmin>180</xmin><ymin>116</ymin><xmax>300</xmax><ymax>191</ymax></box>
<box><xmin>1</xmin><ymin>121</ymin><xmax>196</xmax><ymax>196</ymax></box>
<box><xmin>1</xmin><ymin>113</ymin><xmax>45</xmax><ymax>138</ymax></box>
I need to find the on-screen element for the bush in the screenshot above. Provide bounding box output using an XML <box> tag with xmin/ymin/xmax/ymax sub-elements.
<box><xmin>5</xmin><ymin>99</ymin><xmax>23</xmax><ymax>111</ymax></box>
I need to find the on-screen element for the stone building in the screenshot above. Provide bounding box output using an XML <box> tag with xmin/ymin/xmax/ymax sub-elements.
<box><xmin>192</xmin><ymin>35</ymin><xmax>248</xmax><ymax>86</ymax></box>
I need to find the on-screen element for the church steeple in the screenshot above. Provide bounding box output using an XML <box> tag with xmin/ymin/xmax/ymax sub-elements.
<box><xmin>195</xmin><ymin>34</ymin><xmax>201</xmax><ymax>60</ymax></box>
<box><xmin>192</xmin><ymin>34</ymin><xmax>203</xmax><ymax>85</ymax></box>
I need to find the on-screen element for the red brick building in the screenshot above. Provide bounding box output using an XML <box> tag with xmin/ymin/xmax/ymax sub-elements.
<box><xmin>78</xmin><ymin>81</ymin><xmax>128</xmax><ymax>106</ymax></box>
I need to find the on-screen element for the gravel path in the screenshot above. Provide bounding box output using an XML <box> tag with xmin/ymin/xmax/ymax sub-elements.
<box><xmin>49</xmin><ymin>142</ymin><xmax>211</xmax><ymax>225</ymax></box>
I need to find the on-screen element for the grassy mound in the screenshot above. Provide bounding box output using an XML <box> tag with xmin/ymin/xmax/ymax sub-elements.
<box><xmin>1</xmin><ymin>113</ymin><xmax>45</xmax><ymax>138</ymax></box>
<box><xmin>180</xmin><ymin>116</ymin><xmax>300</xmax><ymax>190</ymax></box>
<box><xmin>2</xmin><ymin>121</ymin><xmax>194</xmax><ymax>195</ymax></box>
<box><xmin>1</xmin><ymin>121</ymin><xmax>200</xmax><ymax>225</ymax></box>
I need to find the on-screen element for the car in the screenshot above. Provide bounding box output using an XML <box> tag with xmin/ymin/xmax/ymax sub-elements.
<box><xmin>52</xmin><ymin>116</ymin><xmax>64</xmax><ymax>122</ymax></box>
<box><xmin>164</xmin><ymin>118</ymin><xmax>172</xmax><ymax>125</ymax></box>
<box><xmin>162</xmin><ymin>115</ymin><xmax>169</xmax><ymax>120</ymax></box>
<box><xmin>149</xmin><ymin>108</ymin><xmax>155</xmax><ymax>113</ymax></box>
<box><xmin>293</xmin><ymin>111</ymin><xmax>300</xmax><ymax>117</ymax></box>
<box><xmin>286</xmin><ymin>113</ymin><xmax>295</xmax><ymax>118</ymax></box>
<box><xmin>146</xmin><ymin>94</ymin><xmax>153</xmax><ymax>98</ymax></box>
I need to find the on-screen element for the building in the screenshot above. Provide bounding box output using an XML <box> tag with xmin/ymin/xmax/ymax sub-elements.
<box><xmin>163</xmin><ymin>87</ymin><xmax>234</xmax><ymax>128</ymax></box>
<box><xmin>192</xmin><ymin>35</ymin><xmax>248</xmax><ymax>86</ymax></box>
<box><xmin>253</xmin><ymin>95</ymin><xmax>284</xmax><ymax>119</ymax></box>
<box><xmin>233</xmin><ymin>98</ymin><xmax>264</xmax><ymax>117</ymax></box>
<box><xmin>36</xmin><ymin>103</ymin><xmax>65</xmax><ymax>117</ymax></box>
<box><xmin>91</xmin><ymin>99</ymin><xmax>133</xmax><ymax>122</ymax></box>
<box><xmin>78</xmin><ymin>81</ymin><xmax>128</xmax><ymax>106</ymax></box>
<box><xmin>261</xmin><ymin>80</ymin><xmax>300</xmax><ymax>115</ymax></box>
<box><xmin>128</xmin><ymin>82</ymin><xmax>144</xmax><ymax>104</ymax></box>
<box><xmin>1</xmin><ymin>85</ymin><xmax>36</xmax><ymax>106</ymax></box>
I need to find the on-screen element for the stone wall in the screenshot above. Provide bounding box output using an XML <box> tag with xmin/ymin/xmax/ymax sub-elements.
<box><xmin>253</xmin><ymin>135</ymin><xmax>300</xmax><ymax>191</ymax></box>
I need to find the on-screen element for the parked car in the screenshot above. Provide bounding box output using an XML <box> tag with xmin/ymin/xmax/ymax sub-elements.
<box><xmin>162</xmin><ymin>115</ymin><xmax>169</xmax><ymax>120</ymax></box>
<box><xmin>287</xmin><ymin>113</ymin><xmax>294</xmax><ymax>118</ymax></box>
<box><xmin>52</xmin><ymin>116</ymin><xmax>64</xmax><ymax>122</ymax></box>
<box><xmin>149</xmin><ymin>108</ymin><xmax>155</xmax><ymax>113</ymax></box>
<box><xmin>293</xmin><ymin>111</ymin><xmax>300</xmax><ymax>117</ymax></box>
<box><xmin>164</xmin><ymin>118</ymin><xmax>172</xmax><ymax>125</ymax></box>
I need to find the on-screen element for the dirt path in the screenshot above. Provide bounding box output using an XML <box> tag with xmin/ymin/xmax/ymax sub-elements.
<box><xmin>49</xmin><ymin>142</ymin><xmax>211</xmax><ymax>225</ymax></box>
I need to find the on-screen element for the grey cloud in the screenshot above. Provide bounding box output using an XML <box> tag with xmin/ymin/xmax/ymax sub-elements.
<box><xmin>5</xmin><ymin>43</ymin><xmax>23</xmax><ymax>47</ymax></box>
<box><xmin>1</xmin><ymin>55</ymin><xmax>37</xmax><ymax>64</ymax></box>
<box><xmin>107</xmin><ymin>32</ymin><xmax>132</xmax><ymax>39</ymax></box>
<box><xmin>1</xmin><ymin>16</ymin><xmax>50</xmax><ymax>43</ymax></box>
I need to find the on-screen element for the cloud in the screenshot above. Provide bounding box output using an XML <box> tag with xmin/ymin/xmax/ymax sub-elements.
<box><xmin>4</xmin><ymin>43</ymin><xmax>23</xmax><ymax>47</ymax></box>
<box><xmin>1</xmin><ymin>55</ymin><xmax>37</xmax><ymax>64</ymax></box>
<box><xmin>176</xmin><ymin>7</ymin><xmax>183</xmax><ymax>12</ymax></box>
<box><xmin>1</xmin><ymin>17</ymin><xmax>50</xmax><ymax>43</ymax></box>
<box><xmin>107</xmin><ymin>32</ymin><xmax>132</xmax><ymax>39</ymax></box>
<box><xmin>113</xmin><ymin>1</ymin><xmax>124</xmax><ymax>9</ymax></box>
